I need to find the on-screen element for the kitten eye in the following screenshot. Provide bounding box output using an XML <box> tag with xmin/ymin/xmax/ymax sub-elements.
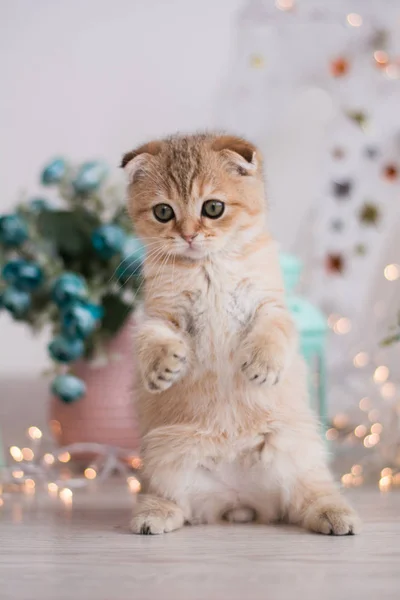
<box><xmin>153</xmin><ymin>203</ymin><xmax>175</xmax><ymax>223</ymax></box>
<box><xmin>202</xmin><ymin>200</ymin><xmax>225</xmax><ymax>219</ymax></box>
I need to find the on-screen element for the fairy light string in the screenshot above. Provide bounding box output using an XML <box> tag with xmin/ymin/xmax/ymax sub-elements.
<box><xmin>0</xmin><ymin>426</ymin><xmax>142</xmax><ymax>506</ymax></box>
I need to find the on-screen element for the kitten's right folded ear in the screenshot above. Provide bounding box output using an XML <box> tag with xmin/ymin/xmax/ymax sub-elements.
<box><xmin>120</xmin><ymin>140</ymin><xmax>163</xmax><ymax>183</ymax></box>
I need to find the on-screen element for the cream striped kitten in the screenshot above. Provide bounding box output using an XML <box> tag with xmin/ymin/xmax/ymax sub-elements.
<box><xmin>122</xmin><ymin>133</ymin><xmax>361</xmax><ymax>535</ymax></box>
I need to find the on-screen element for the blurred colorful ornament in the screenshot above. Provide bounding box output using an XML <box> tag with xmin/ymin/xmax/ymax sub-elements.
<box><xmin>48</xmin><ymin>334</ymin><xmax>84</xmax><ymax>363</ymax></box>
<box><xmin>331</xmin><ymin>219</ymin><xmax>344</xmax><ymax>232</ymax></box>
<box><xmin>51</xmin><ymin>374</ymin><xmax>86</xmax><ymax>404</ymax></box>
<box><xmin>117</xmin><ymin>235</ymin><xmax>145</xmax><ymax>283</ymax></box>
<box><xmin>325</xmin><ymin>253</ymin><xmax>345</xmax><ymax>274</ymax></box>
<box><xmin>0</xmin><ymin>214</ymin><xmax>28</xmax><ymax>247</ymax></box>
<box><xmin>359</xmin><ymin>202</ymin><xmax>380</xmax><ymax>226</ymax></box>
<box><xmin>347</xmin><ymin>110</ymin><xmax>368</xmax><ymax>129</ymax></box>
<box><xmin>365</xmin><ymin>146</ymin><xmax>379</xmax><ymax>159</ymax></box>
<box><xmin>249</xmin><ymin>54</ymin><xmax>265</xmax><ymax>69</ymax></box>
<box><xmin>332</xmin><ymin>180</ymin><xmax>352</xmax><ymax>198</ymax></box>
<box><xmin>383</xmin><ymin>164</ymin><xmax>398</xmax><ymax>180</ymax></box>
<box><xmin>73</xmin><ymin>161</ymin><xmax>107</xmax><ymax>194</ymax></box>
<box><xmin>354</xmin><ymin>243</ymin><xmax>367</xmax><ymax>256</ymax></box>
<box><xmin>330</xmin><ymin>57</ymin><xmax>349</xmax><ymax>77</ymax></box>
<box><xmin>1</xmin><ymin>287</ymin><xmax>31</xmax><ymax>317</ymax></box>
<box><xmin>332</xmin><ymin>147</ymin><xmax>345</xmax><ymax>160</ymax></box>
<box><xmin>2</xmin><ymin>259</ymin><xmax>43</xmax><ymax>291</ymax></box>
<box><xmin>28</xmin><ymin>197</ymin><xmax>51</xmax><ymax>212</ymax></box>
<box><xmin>370</xmin><ymin>30</ymin><xmax>389</xmax><ymax>50</ymax></box>
<box><xmin>92</xmin><ymin>224</ymin><xmax>125</xmax><ymax>259</ymax></box>
<box><xmin>52</xmin><ymin>273</ymin><xmax>88</xmax><ymax>307</ymax></box>
<box><xmin>41</xmin><ymin>158</ymin><xmax>66</xmax><ymax>185</ymax></box>
<box><xmin>62</xmin><ymin>301</ymin><xmax>103</xmax><ymax>339</ymax></box>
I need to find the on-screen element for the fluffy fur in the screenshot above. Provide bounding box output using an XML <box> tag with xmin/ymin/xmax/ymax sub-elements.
<box><xmin>122</xmin><ymin>132</ymin><xmax>361</xmax><ymax>535</ymax></box>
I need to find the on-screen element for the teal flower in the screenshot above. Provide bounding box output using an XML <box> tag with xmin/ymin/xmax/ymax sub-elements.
<box><xmin>1</xmin><ymin>287</ymin><xmax>31</xmax><ymax>317</ymax></box>
<box><xmin>62</xmin><ymin>301</ymin><xmax>103</xmax><ymax>339</ymax></box>
<box><xmin>51</xmin><ymin>374</ymin><xmax>86</xmax><ymax>403</ymax></box>
<box><xmin>52</xmin><ymin>273</ymin><xmax>88</xmax><ymax>307</ymax></box>
<box><xmin>2</xmin><ymin>259</ymin><xmax>43</xmax><ymax>292</ymax></box>
<box><xmin>92</xmin><ymin>224</ymin><xmax>125</xmax><ymax>259</ymax></box>
<box><xmin>0</xmin><ymin>214</ymin><xmax>28</xmax><ymax>247</ymax></box>
<box><xmin>28</xmin><ymin>197</ymin><xmax>51</xmax><ymax>212</ymax></box>
<box><xmin>41</xmin><ymin>158</ymin><xmax>66</xmax><ymax>185</ymax></box>
<box><xmin>48</xmin><ymin>334</ymin><xmax>84</xmax><ymax>363</ymax></box>
<box><xmin>73</xmin><ymin>161</ymin><xmax>107</xmax><ymax>194</ymax></box>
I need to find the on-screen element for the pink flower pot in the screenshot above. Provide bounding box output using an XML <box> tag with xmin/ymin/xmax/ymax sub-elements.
<box><xmin>49</xmin><ymin>318</ymin><xmax>139</xmax><ymax>451</ymax></box>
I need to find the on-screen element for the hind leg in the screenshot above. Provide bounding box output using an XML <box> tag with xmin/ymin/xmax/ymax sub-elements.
<box><xmin>131</xmin><ymin>474</ymin><xmax>239</xmax><ymax>533</ymax></box>
<box><xmin>290</xmin><ymin>483</ymin><xmax>362</xmax><ymax>535</ymax></box>
<box><xmin>134</xmin><ymin>425</ymin><xmax>240</xmax><ymax>532</ymax></box>
<box><xmin>288</xmin><ymin>469</ymin><xmax>362</xmax><ymax>535</ymax></box>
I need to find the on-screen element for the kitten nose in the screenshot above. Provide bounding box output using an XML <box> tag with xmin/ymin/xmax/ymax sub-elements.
<box><xmin>182</xmin><ymin>233</ymin><xmax>198</xmax><ymax>244</ymax></box>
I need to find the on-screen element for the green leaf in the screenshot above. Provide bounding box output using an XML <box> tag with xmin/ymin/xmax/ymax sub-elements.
<box><xmin>37</xmin><ymin>209</ymin><xmax>101</xmax><ymax>259</ymax></box>
<box><xmin>112</xmin><ymin>206</ymin><xmax>132</xmax><ymax>232</ymax></box>
<box><xmin>381</xmin><ymin>333</ymin><xmax>400</xmax><ymax>347</ymax></box>
<box><xmin>100</xmin><ymin>293</ymin><xmax>132</xmax><ymax>337</ymax></box>
<box><xmin>29</xmin><ymin>285</ymin><xmax>52</xmax><ymax>313</ymax></box>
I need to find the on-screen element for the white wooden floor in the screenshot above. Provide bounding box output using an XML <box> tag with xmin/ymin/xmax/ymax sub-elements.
<box><xmin>1</xmin><ymin>483</ymin><xmax>399</xmax><ymax>600</ymax></box>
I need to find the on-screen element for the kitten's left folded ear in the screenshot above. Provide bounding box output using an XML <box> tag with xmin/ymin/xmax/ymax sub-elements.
<box><xmin>120</xmin><ymin>140</ymin><xmax>163</xmax><ymax>183</ymax></box>
<box><xmin>211</xmin><ymin>135</ymin><xmax>260</xmax><ymax>176</ymax></box>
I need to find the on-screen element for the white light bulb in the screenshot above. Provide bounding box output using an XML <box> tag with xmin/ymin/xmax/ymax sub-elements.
<box><xmin>374</xmin><ymin>365</ymin><xmax>389</xmax><ymax>383</ymax></box>
<box><xmin>384</xmin><ymin>264</ymin><xmax>400</xmax><ymax>281</ymax></box>
<box><xmin>275</xmin><ymin>0</ymin><xmax>294</xmax><ymax>11</ymax></box>
<box><xmin>333</xmin><ymin>317</ymin><xmax>351</xmax><ymax>334</ymax></box>
<box><xmin>27</xmin><ymin>426</ymin><xmax>42</xmax><ymax>440</ymax></box>
<box><xmin>346</xmin><ymin>13</ymin><xmax>363</xmax><ymax>27</ymax></box>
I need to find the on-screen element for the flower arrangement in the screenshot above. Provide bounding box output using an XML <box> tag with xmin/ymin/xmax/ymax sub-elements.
<box><xmin>0</xmin><ymin>158</ymin><xmax>144</xmax><ymax>403</ymax></box>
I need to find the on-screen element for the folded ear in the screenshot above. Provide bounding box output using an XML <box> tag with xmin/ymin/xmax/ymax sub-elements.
<box><xmin>120</xmin><ymin>140</ymin><xmax>163</xmax><ymax>183</ymax></box>
<box><xmin>211</xmin><ymin>135</ymin><xmax>259</xmax><ymax>176</ymax></box>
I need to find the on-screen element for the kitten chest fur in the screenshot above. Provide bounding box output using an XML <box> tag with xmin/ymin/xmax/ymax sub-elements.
<box><xmin>185</xmin><ymin>260</ymin><xmax>257</xmax><ymax>373</ymax></box>
<box><xmin>140</xmin><ymin>252</ymin><xmax>282</xmax><ymax>440</ymax></box>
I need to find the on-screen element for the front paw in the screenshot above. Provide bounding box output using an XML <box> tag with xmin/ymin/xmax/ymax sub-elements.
<box><xmin>241</xmin><ymin>338</ymin><xmax>286</xmax><ymax>386</ymax></box>
<box><xmin>142</xmin><ymin>339</ymin><xmax>187</xmax><ymax>393</ymax></box>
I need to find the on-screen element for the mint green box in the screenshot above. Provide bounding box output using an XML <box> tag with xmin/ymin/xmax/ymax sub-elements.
<box><xmin>280</xmin><ymin>254</ymin><xmax>328</xmax><ymax>427</ymax></box>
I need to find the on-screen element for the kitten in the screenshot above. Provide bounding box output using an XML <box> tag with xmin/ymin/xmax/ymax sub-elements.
<box><xmin>122</xmin><ymin>133</ymin><xmax>361</xmax><ymax>535</ymax></box>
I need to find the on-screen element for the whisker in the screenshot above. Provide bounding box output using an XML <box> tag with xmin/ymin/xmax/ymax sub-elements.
<box><xmin>147</xmin><ymin>246</ymin><xmax>171</xmax><ymax>298</ymax></box>
<box><xmin>127</xmin><ymin>245</ymin><xmax>169</xmax><ymax>302</ymax></box>
<box><xmin>115</xmin><ymin>245</ymin><xmax>166</xmax><ymax>291</ymax></box>
<box><xmin>107</xmin><ymin>240</ymin><xmax>163</xmax><ymax>284</ymax></box>
<box><xmin>171</xmin><ymin>250</ymin><xmax>176</xmax><ymax>287</ymax></box>
<box><xmin>141</xmin><ymin>247</ymin><xmax>170</xmax><ymax>298</ymax></box>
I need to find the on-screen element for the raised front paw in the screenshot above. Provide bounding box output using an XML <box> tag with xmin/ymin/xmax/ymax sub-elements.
<box><xmin>241</xmin><ymin>339</ymin><xmax>286</xmax><ymax>386</ymax></box>
<box><xmin>142</xmin><ymin>338</ymin><xmax>187</xmax><ymax>393</ymax></box>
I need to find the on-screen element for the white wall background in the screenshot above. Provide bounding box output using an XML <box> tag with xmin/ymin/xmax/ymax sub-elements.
<box><xmin>0</xmin><ymin>0</ymin><xmax>243</xmax><ymax>374</ymax></box>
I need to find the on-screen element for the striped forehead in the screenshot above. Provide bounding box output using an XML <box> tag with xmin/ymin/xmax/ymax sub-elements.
<box><xmin>165</xmin><ymin>144</ymin><xmax>204</xmax><ymax>199</ymax></box>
